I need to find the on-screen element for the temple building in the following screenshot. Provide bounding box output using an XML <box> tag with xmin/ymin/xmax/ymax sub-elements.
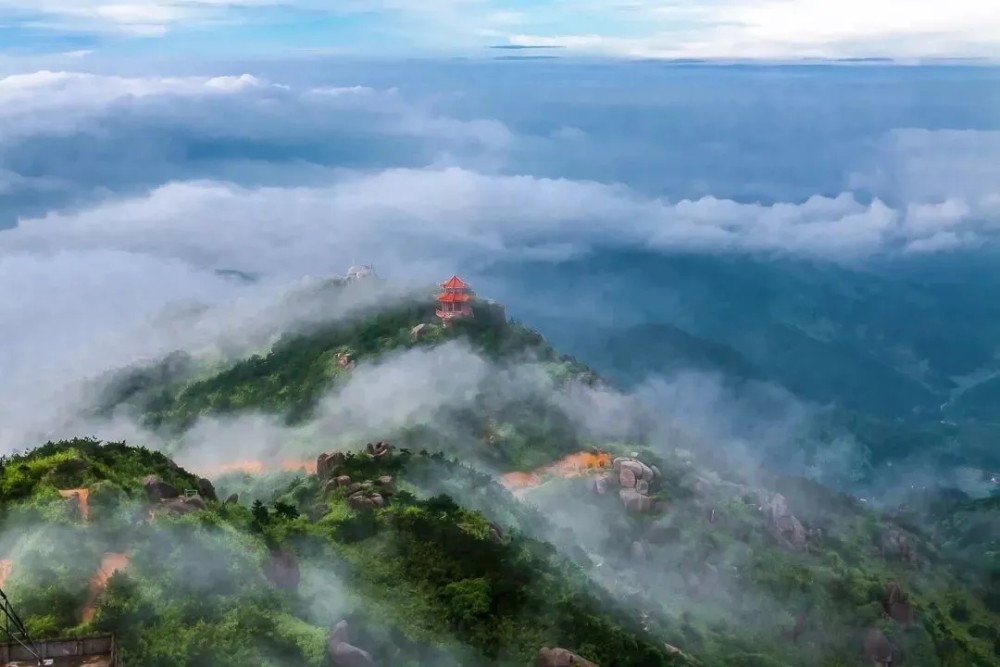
<box><xmin>435</xmin><ymin>275</ymin><xmax>475</xmax><ymax>323</ymax></box>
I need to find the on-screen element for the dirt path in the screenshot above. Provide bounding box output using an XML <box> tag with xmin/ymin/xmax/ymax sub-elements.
<box><xmin>59</xmin><ymin>488</ymin><xmax>91</xmax><ymax>521</ymax></box>
<box><xmin>81</xmin><ymin>552</ymin><xmax>129</xmax><ymax>624</ymax></box>
<box><xmin>196</xmin><ymin>458</ymin><xmax>317</xmax><ymax>477</ymax></box>
<box><xmin>501</xmin><ymin>451</ymin><xmax>612</xmax><ymax>493</ymax></box>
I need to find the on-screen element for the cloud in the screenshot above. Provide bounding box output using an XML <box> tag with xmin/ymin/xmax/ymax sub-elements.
<box><xmin>504</xmin><ymin>0</ymin><xmax>1000</xmax><ymax>59</ymax></box>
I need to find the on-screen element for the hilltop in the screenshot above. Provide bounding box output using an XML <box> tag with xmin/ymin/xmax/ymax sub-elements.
<box><xmin>2</xmin><ymin>277</ymin><xmax>999</xmax><ymax>667</ymax></box>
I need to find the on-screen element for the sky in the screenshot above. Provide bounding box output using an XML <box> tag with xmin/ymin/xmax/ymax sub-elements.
<box><xmin>2</xmin><ymin>0</ymin><xmax>1000</xmax><ymax>61</ymax></box>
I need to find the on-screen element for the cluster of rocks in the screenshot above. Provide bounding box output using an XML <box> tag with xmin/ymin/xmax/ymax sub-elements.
<box><xmin>316</xmin><ymin>443</ymin><xmax>396</xmax><ymax>511</ymax></box>
<box><xmin>755</xmin><ymin>491</ymin><xmax>807</xmax><ymax>550</ymax></box>
<box><xmin>537</xmin><ymin>647</ymin><xmax>598</xmax><ymax>667</ymax></box>
<box><xmin>883</xmin><ymin>582</ymin><xmax>915</xmax><ymax>624</ymax></box>
<box><xmin>880</xmin><ymin>529</ymin><xmax>918</xmax><ymax>566</ymax></box>
<box><xmin>586</xmin><ymin>454</ymin><xmax>660</xmax><ymax>514</ymax></box>
<box><xmin>863</xmin><ymin>628</ymin><xmax>898</xmax><ymax>667</ymax></box>
<box><xmin>336</xmin><ymin>351</ymin><xmax>356</xmax><ymax>371</ymax></box>
<box><xmin>327</xmin><ymin>620</ymin><xmax>374</xmax><ymax>667</ymax></box>
<box><xmin>142</xmin><ymin>474</ymin><xmax>216</xmax><ymax>517</ymax></box>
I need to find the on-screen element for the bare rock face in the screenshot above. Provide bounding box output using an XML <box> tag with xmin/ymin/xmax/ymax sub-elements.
<box><xmin>880</xmin><ymin>530</ymin><xmax>918</xmax><ymax>566</ymax></box>
<box><xmin>620</xmin><ymin>488</ymin><xmax>653</xmax><ymax>514</ymax></box>
<box><xmin>348</xmin><ymin>491</ymin><xmax>385</xmax><ymax>511</ymax></box>
<box><xmin>150</xmin><ymin>495</ymin><xmax>207</xmax><ymax>518</ymax></box>
<box><xmin>327</xmin><ymin>620</ymin><xmax>374</xmax><ymax>667</ymax></box>
<box><xmin>197</xmin><ymin>478</ymin><xmax>217</xmax><ymax>502</ymax></box>
<box><xmin>317</xmin><ymin>451</ymin><xmax>347</xmax><ymax>481</ymax></box>
<box><xmin>142</xmin><ymin>475</ymin><xmax>181</xmax><ymax>502</ymax></box>
<box><xmin>611</xmin><ymin>456</ymin><xmax>657</xmax><ymax>513</ymax></box>
<box><xmin>863</xmin><ymin>628</ymin><xmax>897</xmax><ymax>666</ymax></box>
<box><xmin>537</xmin><ymin>647</ymin><xmax>598</xmax><ymax>667</ymax></box>
<box><xmin>224</xmin><ymin>493</ymin><xmax>239</xmax><ymax>505</ymax></box>
<box><xmin>884</xmin><ymin>583</ymin><xmax>915</xmax><ymax>625</ymax></box>
<box><xmin>365</xmin><ymin>441</ymin><xmax>392</xmax><ymax>459</ymax></box>
<box><xmin>410</xmin><ymin>323</ymin><xmax>428</xmax><ymax>340</ymax></box>
<box><xmin>265</xmin><ymin>549</ymin><xmax>300</xmax><ymax>591</ymax></box>
<box><xmin>761</xmin><ymin>493</ymin><xmax>807</xmax><ymax>549</ymax></box>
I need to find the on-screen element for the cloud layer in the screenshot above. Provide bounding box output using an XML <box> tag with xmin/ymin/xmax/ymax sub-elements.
<box><xmin>0</xmin><ymin>63</ymin><xmax>998</xmax><ymax>458</ymax></box>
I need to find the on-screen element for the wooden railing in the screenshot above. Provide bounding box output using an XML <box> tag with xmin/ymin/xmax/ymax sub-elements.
<box><xmin>0</xmin><ymin>634</ymin><xmax>120</xmax><ymax>666</ymax></box>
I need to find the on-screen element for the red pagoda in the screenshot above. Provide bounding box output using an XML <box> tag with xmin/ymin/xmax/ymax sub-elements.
<box><xmin>436</xmin><ymin>275</ymin><xmax>475</xmax><ymax>323</ymax></box>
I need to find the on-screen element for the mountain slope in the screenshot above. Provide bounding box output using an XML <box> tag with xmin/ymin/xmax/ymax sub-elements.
<box><xmin>5</xmin><ymin>282</ymin><xmax>1000</xmax><ymax>667</ymax></box>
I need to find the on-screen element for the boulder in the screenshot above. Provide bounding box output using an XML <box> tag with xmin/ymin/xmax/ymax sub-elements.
<box><xmin>763</xmin><ymin>493</ymin><xmax>806</xmax><ymax>549</ymax></box>
<box><xmin>410</xmin><ymin>323</ymin><xmax>428</xmax><ymax>340</ymax></box>
<box><xmin>327</xmin><ymin>620</ymin><xmax>374</xmax><ymax>667</ymax></box>
<box><xmin>317</xmin><ymin>451</ymin><xmax>347</xmax><ymax>480</ymax></box>
<box><xmin>537</xmin><ymin>647</ymin><xmax>598</xmax><ymax>667</ymax></box>
<box><xmin>348</xmin><ymin>492</ymin><xmax>385</xmax><ymax>511</ymax></box>
<box><xmin>142</xmin><ymin>475</ymin><xmax>181</xmax><ymax>502</ymax></box>
<box><xmin>224</xmin><ymin>493</ymin><xmax>239</xmax><ymax>505</ymax></box>
<box><xmin>153</xmin><ymin>495</ymin><xmax>207</xmax><ymax>517</ymax></box>
<box><xmin>197</xmin><ymin>478</ymin><xmax>217</xmax><ymax>502</ymax></box>
<box><xmin>880</xmin><ymin>530</ymin><xmax>918</xmax><ymax>566</ymax></box>
<box><xmin>619</xmin><ymin>488</ymin><xmax>653</xmax><ymax>514</ymax></box>
<box><xmin>884</xmin><ymin>583</ymin><xmax>915</xmax><ymax>625</ymax></box>
<box><xmin>365</xmin><ymin>441</ymin><xmax>392</xmax><ymax>459</ymax></box>
<box><xmin>265</xmin><ymin>549</ymin><xmax>300</xmax><ymax>591</ymax></box>
<box><xmin>377</xmin><ymin>476</ymin><xmax>396</xmax><ymax>494</ymax></box>
<box><xmin>619</xmin><ymin>467</ymin><xmax>637</xmax><ymax>489</ymax></box>
<box><xmin>587</xmin><ymin>475</ymin><xmax>609</xmax><ymax>495</ymax></box>
<box><xmin>862</xmin><ymin>628</ymin><xmax>896</xmax><ymax>666</ymax></box>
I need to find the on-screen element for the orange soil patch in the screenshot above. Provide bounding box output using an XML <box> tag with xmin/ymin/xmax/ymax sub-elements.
<box><xmin>81</xmin><ymin>553</ymin><xmax>129</xmax><ymax>624</ymax></box>
<box><xmin>501</xmin><ymin>451</ymin><xmax>612</xmax><ymax>492</ymax></box>
<box><xmin>196</xmin><ymin>458</ymin><xmax>317</xmax><ymax>477</ymax></box>
<box><xmin>59</xmin><ymin>488</ymin><xmax>91</xmax><ymax>521</ymax></box>
<box><xmin>0</xmin><ymin>559</ymin><xmax>11</xmax><ymax>588</ymax></box>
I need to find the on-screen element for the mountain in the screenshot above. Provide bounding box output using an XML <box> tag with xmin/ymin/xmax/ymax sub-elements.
<box><xmin>3</xmin><ymin>280</ymin><xmax>1000</xmax><ymax>667</ymax></box>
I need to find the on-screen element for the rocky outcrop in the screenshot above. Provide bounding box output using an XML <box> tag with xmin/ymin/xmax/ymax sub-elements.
<box><xmin>884</xmin><ymin>583</ymin><xmax>915</xmax><ymax>625</ymax></box>
<box><xmin>149</xmin><ymin>494</ymin><xmax>207</xmax><ymax>518</ymax></box>
<box><xmin>265</xmin><ymin>549</ymin><xmax>300</xmax><ymax>591</ymax></box>
<box><xmin>317</xmin><ymin>451</ymin><xmax>347</xmax><ymax>481</ymax></box>
<box><xmin>197</xmin><ymin>477</ymin><xmax>217</xmax><ymax>502</ymax></box>
<box><xmin>610</xmin><ymin>456</ymin><xmax>657</xmax><ymax>514</ymax></box>
<box><xmin>347</xmin><ymin>491</ymin><xmax>385</xmax><ymax>511</ymax></box>
<box><xmin>410</xmin><ymin>323</ymin><xmax>428</xmax><ymax>340</ymax></box>
<box><xmin>327</xmin><ymin>620</ymin><xmax>374</xmax><ymax>667</ymax></box>
<box><xmin>862</xmin><ymin>628</ymin><xmax>897</xmax><ymax>666</ymax></box>
<box><xmin>880</xmin><ymin>529</ymin><xmax>918</xmax><ymax>566</ymax></box>
<box><xmin>365</xmin><ymin>441</ymin><xmax>392</xmax><ymax>459</ymax></box>
<box><xmin>537</xmin><ymin>647</ymin><xmax>598</xmax><ymax>667</ymax></box>
<box><xmin>142</xmin><ymin>475</ymin><xmax>181</xmax><ymax>502</ymax></box>
<box><xmin>224</xmin><ymin>492</ymin><xmax>239</xmax><ymax>505</ymax></box>
<box><xmin>758</xmin><ymin>492</ymin><xmax>807</xmax><ymax>549</ymax></box>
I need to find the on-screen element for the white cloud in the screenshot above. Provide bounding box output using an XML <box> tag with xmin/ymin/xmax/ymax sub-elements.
<box><xmin>506</xmin><ymin>0</ymin><xmax>1000</xmax><ymax>59</ymax></box>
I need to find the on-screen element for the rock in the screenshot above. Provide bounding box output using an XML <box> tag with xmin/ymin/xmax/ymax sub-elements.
<box><xmin>143</xmin><ymin>475</ymin><xmax>181</xmax><ymax>502</ymax></box>
<box><xmin>327</xmin><ymin>620</ymin><xmax>374</xmax><ymax>667</ymax></box>
<box><xmin>629</xmin><ymin>541</ymin><xmax>647</xmax><ymax>561</ymax></box>
<box><xmin>364</xmin><ymin>441</ymin><xmax>392</xmax><ymax>459</ymax></box>
<box><xmin>635</xmin><ymin>479</ymin><xmax>650</xmax><ymax>495</ymax></box>
<box><xmin>619</xmin><ymin>467</ymin><xmax>637</xmax><ymax>488</ymax></box>
<box><xmin>880</xmin><ymin>530</ymin><xmax>918</xmax><ymax>566</ymax></box>
<box><xmin>619</xmin><ymin>488</ymin><xmax>653</xmax><ymax>514</ymax></box>
<box><xmin>336</xmin><ymin>475</ymin><xmax>353</xmax><ymax>488</ymax></box>
<box><xmin>884</xmin><ymin>583</ymin><xmax>915</xmax><ymax>625</ymax></box>
<box><xmin>265</xmin><ymin>549</ymin><xmax>300</xmax><ymax>591</ymax></box>
<box><xmin>410</xmin><ymin>323</ymin><xmax>428</xmax><ymax>340</ymax></box>
<box><xmin>347</xmin><ymin>492</ymin><xmax>385</xmax><ymax>511</ymax></box>
<box><xmin>762</xmin><ymin>493</ymin><xmax>806</xmax><ymax>549</ymax></box>
<box><xmin>346</xmin><ymin>482</ymin><xmax>364</xmax><ymax>495</ymax></box>
<box><xmin>317</xmin><ymin>452</ymin><xmax>347</xmax><ymax>480</ymax></box>
<box><xmin>197</xmin><ymin>478</ymin><xmax>217</xmax><ymax>502</ymax></box>
<box><xmin>537</xmin><ymin>647</ymin><xmax>598</xmax><ymax>667</ymax></box>
<box><xmin>586</xmin><ymin>475</ymin><xmax>609</xmax><ymax>495</ymax></box>
<box><xmin>377</xmin><ymin>476</ymin><xmax>396</xmax><ymax>494</ymax></box>
<box><xmin>224</xmin><ymin>493</ymin><xmax>239</xmax><ymax>505</ymax></box>
<box><xmin>154</xmin><ymin>495</ymin><xmax>207</xmax><ymax>516</ymax></box>
<box><xmin>862</xmin><ymin>628</ymin><xmax>896</xmax><ymax>666</ymax></box>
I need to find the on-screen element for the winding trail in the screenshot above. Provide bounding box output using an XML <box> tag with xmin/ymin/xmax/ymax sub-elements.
<box><xmin>59</xmin><ymin>488</ymin><xmax>91</xmax><ymax>521</ymax></box>
<box><xmin>81</xmin><ymin>553</ymin><xmax>129</xmax><ymax>624</ymax></box>
<box><xmin>501</xmin><ymin>451</ymin><xmax>612</xmax><ymax>494</ymax></box>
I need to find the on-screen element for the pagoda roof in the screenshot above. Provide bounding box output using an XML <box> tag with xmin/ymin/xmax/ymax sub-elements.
<box><xmin>440</xmin><ymin>275</ymin><xmax>470</xmax><ymax>290</ymax></box>
<box><xmin>436</xmin><ymin>292</ymin><xmax>473</xmax><ymax>303</ymax></box>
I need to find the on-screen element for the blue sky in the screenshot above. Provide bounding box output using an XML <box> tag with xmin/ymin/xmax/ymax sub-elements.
<box><xmin>2</xmin><ymin>0</ymin><xmax>1000</xmax><ymax>60</ymax></box>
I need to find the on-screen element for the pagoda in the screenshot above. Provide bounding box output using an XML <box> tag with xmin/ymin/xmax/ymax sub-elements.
<box><xmin>436</xmin><ymin>275</ymin><xmax>475</xmax><ymax>323</ymax></box>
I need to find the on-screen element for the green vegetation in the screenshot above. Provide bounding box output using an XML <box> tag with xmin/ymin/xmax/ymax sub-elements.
<box><xmin>4</xmin><ymin>290</ymin><xmax>1000</xmax><ymax>666</ymax></box>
